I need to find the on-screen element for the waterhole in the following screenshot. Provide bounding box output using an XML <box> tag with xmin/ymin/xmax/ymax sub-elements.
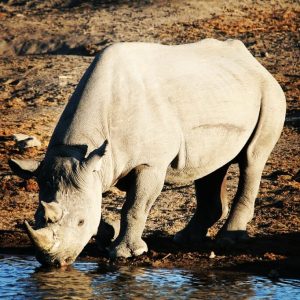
<box><xmin>0</xmin><ymin>255</ymin><xmax>299</xmax><ymax>299</ymax></box>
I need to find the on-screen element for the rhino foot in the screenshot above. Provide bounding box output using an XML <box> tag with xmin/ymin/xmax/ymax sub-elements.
<box><xmin>215</xmin><ymin>230</ymin><xmax>250</xmax><ymax>248</ymax></box>
<box><xmin>108</xmin><ymin>239</ymin><xmax>148</xmax><ymax>259</ymax></box>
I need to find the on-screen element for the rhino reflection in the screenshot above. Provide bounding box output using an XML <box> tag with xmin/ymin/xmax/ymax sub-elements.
<box><xmin>1</xmin><ymin>256</ymin><xmax>269</xmax><ymax>299</ymax></box>
<box><xmin>92</xmin><ymin>267</ymin><xmax>256</xmax><ymax>299</ymax></box>
<box><xmin>29</xmin><ymin>265</ymin><xmax>94</xmax><ymax>299</ymax></box>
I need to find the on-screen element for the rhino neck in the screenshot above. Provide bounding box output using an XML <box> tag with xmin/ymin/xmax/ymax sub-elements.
<box><xmin>44</xmin><ymin>144</ymin><xmax>114</xmax><ymax>195</ymax></box>
<box><xmin>47</xmin><ymin>50</ymin><xmax>129</xmax><ymax>192</ymax></box>
<box><xmin>45</xmin><ymin>144</ymin><xmax>88</xmax><ymax>161</ymax></box>
<box><xmin>49</xmin><ymin>54</ymin><xmax>111</xmax><ymax>152</ymax></box>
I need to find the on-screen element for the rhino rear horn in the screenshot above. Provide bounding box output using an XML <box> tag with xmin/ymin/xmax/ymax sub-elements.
<box><xmin>24</xmin><ymin>220</ymin><xmax>54</xmax><ymax>251</ymax></box>
<box><xmin>41</xmin><ymin>201</ymin><xmax>63</xmax><ymax>223</ymax></box>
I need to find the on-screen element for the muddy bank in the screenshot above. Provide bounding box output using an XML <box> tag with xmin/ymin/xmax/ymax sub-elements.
<box><xmin>1</xmin><ymin>230</ymin><xmax>299</xmax><ymax>278</ymax></box>
<box><xmin>0</xmin><ymin>0</ymin><xmax>299</xmax><ymax>277</ymax></box>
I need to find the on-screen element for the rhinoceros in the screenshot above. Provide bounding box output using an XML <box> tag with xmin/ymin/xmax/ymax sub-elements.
<box><xmin>9</xmin><ymin>39</ymin><xmax>286</xmax><ymax>266</ymax></box>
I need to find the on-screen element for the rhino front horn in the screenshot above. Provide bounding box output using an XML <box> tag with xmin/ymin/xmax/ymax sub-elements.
<box><xmin>24</xmin><ymin>220</ymin><xmax>54</xmax><ymax>251</ymax></box>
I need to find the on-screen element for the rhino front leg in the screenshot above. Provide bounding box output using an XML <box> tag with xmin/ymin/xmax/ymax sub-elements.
<box><xmin>174</xmin><ymin>164</ymin><xmax>229</xmax><ymax>245</ymax></box>
<box><xmin>109</xmin><ymin>165</ymin><xmax>165</xmax><ymax>258</ymax></box>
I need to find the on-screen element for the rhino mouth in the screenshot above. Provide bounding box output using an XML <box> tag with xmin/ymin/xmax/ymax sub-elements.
<box><xmin>35</xmin><ymin>250</ymin><xmax>75</xmax><ymax>267</ymax></box>
<box><xmin>24</xmin><ymin>220</ymin><xmax>77</xmax><ymax>267</ymax></box>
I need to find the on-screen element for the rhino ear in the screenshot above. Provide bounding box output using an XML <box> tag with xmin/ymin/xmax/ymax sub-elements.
<box><xmin>9</xmin><ymin>158</ymin><xmax>41</xmax><ymax>179</ymax></box>
<box><xmin>83</xmin><ymin>140</ymin><xmax>108</xmax><ymax>172</ymax></box>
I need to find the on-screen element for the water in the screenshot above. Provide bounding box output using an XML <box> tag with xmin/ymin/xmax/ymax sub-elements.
<box><xmin>0</xmin><ymin>256</ymin><xmax>299</xmax><ymax>299</ymax></box>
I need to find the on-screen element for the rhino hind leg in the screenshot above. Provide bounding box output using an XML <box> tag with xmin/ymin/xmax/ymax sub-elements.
<box><xmin>174</xmin><ymin>164</ymin><xmax>229</xmax><ymax>245</ymax></box>
<box><xmin>217</xmin><ymin>84</ymin><xmax>285</xmax><ymax>244</ymax></box>
<box><xmin>108</xmin><ymin>165</ymin><xmax>166</xmax><ymax>258</ymax></box>
<box><xmin>216</xmin><ymin>157</ymin><xmax>268</xmax><ymax>245</ymax></box>
<box><xmin>217</xmin><ymin>151</ymin><xmax>277</xmax><ymax>243</ymax></box>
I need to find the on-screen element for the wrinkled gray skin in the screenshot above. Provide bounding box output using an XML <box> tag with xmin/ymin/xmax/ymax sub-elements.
<box><xmin>9</xmin><ymin>39</ymin><xmax>286</xmax><ymax>267</ymax></box>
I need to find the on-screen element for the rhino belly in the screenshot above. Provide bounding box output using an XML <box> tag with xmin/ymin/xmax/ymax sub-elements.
<box><xmin>166</xmin><ymin>122</ymin><xmax>253</xmax><ymax>184</ymax></box>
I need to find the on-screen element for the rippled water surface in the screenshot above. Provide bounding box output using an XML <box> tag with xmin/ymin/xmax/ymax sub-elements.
<box><xmin>0</xmin><ymin>255</ymin><xmax>299</xmax><ymax>299</ymax></box>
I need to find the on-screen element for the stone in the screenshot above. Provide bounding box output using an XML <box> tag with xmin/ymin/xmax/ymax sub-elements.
<box><xmin>13</xmin><ymin>134</ymin><xmax>41</xmax><ymax>149</ymax></box>
<box><xmin>209</xmin><ymin>251</ymin><xmax>216</xmax><ymax>259</ymax></box>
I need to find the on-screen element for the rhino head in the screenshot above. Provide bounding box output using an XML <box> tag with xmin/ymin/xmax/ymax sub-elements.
<box><xmin>9</xmin><ymin>141</ymin><xmax>108</xmax><ymax>267</ymax></box>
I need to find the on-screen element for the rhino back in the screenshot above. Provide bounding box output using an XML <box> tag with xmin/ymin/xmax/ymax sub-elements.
<box><xmin>48</xmin><ymin>40</ymin><xmax>273</xmax><ymax>185</ymax></box>
<box><xmin>105</xmin><ymin>40</ymin><xmax>265</xmax><ymax>179</ymax></box>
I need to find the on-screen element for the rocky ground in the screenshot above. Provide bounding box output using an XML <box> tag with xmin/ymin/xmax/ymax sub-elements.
<box><xmin>0</xmin><ymin>0</ymin><xmax>299</xmax><ymax>277</ymax></box>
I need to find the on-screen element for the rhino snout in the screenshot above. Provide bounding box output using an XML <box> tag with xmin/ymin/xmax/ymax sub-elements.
<box><xmin>35</xmin><ymin>250</ymin><xmax>75</xmax><ymax>267</ymax></box>
<box><xmin>53</xmin><ymin>256</ymin><xmax>74</xmax><ymax>267</ymax></box>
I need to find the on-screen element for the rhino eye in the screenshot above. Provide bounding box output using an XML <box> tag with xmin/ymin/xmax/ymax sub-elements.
<box><xmin>78</xmin><ymin>219</ymin><xmax>85</xmax><ymax>226</ymax></box>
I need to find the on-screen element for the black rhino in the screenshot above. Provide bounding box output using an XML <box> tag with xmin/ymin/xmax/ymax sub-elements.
<box><xmin>10</xmin><ymin>39</ymin><xmax>286</xmax><ymax>266</ymax></box>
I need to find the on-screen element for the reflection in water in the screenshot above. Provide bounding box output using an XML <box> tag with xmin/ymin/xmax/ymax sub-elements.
<box><xmin>91</xmin><ymin>267</ymin><xmax>256</xmax><ymax>299</ymax></box>
<box><xmin>0</xmin><ymin>256</ymin><xmax>299</xmax><ymax>299</ymax></box>
<box><xmin>29</xmin><ymin>265</ymin><xmax>95</xmax><ymax>299</ymax></box>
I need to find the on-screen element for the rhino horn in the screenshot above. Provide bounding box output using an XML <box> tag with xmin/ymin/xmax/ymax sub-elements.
<box><xmin>24</xmin><ymin>220</ymin><xmax>54</xmax><ymax>251</ymax></box>
<box><xmin>41</xmin><ymin>201</ymin><xmax>63</xmax><ymax>223</ymax></box>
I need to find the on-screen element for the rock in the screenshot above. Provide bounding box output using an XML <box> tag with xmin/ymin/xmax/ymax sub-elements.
<box><xmin>13</xmin><ymin>134</ymin><xmax>30</xmax><ymax>141</ymax></box>
<box><xmin>265</xmin><ymin>170</ymin><xmax>290</xmax><ymax>180</ymax></box>
<box><xmin>0</xmin><ymin>40</ymin><xmax>15</xmax><ymax>56</ymax></box>
<box><xmin>5</xmin><ymin>78</ymin><xmax>20</xmax><ymax>86</ymax></box>
<box><xmin>293</xmin><ymin>170</ymin><xmax>300</xmax><ymax>183</ymax></box>
<box><xmin>58</xmin><ymin>75</ymin><xmax>72</xmax><ymax>87</ymax></box>
<box><xmin>13</xmin><ymin>134</ymin><xmax>41</xmax><ymax>150</ymax></box>
<box><xmin>273</xmin><ymin>200</ymin><xmax>284</xmax><ymax>209</ymax></box>
<box><xmin>209</xmin><ymin>251</ymin><xmax>216</xmax><ymax>259</ymax></box>
<box><xmin>268</xmin><ymin>269</ymin><xmax>279</xmax><ymax>280</ymax></box>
